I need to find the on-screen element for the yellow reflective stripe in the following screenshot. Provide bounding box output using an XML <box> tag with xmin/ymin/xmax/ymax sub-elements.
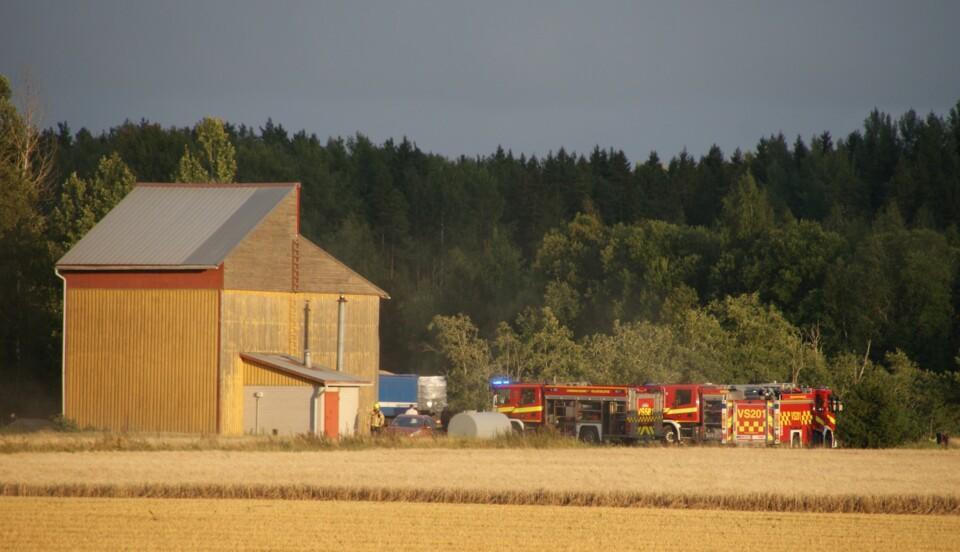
<box><xmin>664</xmin><ymin>407</ymin><xmax>698</xmax><ymax>415</ymax></box>
<box><xmin>827</xmin><ymin>414</ymin><xmax>836</xmax><ymax>425</ymax></box>
<box><xmin>497</xmin><ymin>405</ymin><xmax>542</xmax><ymax>414</ymax></box>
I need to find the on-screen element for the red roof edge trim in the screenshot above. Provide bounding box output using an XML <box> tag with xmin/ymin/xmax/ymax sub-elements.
<box><xmin>62</xmin><ymin>266</ymin><xmax>224</xmax><ymax>289</ymax></box>
<box><xmin>136</xmin><ymin>182</ymin><xmax>300</xmax><ymax>189</ymax></box>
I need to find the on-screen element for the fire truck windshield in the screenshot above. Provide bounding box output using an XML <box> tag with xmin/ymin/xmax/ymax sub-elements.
<box><xmin>494</xmin><ymin>388</ymin><xmax>510</xmax><ymax>406</ymax></box>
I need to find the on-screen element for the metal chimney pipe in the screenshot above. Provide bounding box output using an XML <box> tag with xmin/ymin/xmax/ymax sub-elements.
<box><xmin>303</xmin><ymin>300</ymin><xmax>312</xmax><ymax>368</ymax></box>
<box><xmin>336</xmin><ymin>295</ymin><xmax>347</xmax><ymax>371</ymax></box>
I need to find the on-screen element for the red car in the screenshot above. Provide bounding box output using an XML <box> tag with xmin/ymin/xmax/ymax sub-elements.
<box><xmin>385</xmin><ymin>415</ymin><xmax>438</xmax><ymax>438</ymax></box>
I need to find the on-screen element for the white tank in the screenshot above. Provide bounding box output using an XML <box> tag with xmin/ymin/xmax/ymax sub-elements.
<box><xmin>447</xmin><ymin>411</ymin><xmax>511</xmax><ymax>439</ymax></box>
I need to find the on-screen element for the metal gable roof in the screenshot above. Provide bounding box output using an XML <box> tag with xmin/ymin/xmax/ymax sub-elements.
<box><xmin>240</xmin><ymin>353</ymin><xmax>372</xmax><ymax>386</ymax></box>
<box><xmin>57</xmin><ymin>183</ymin><xmax>296</xmax><ymax>269</ymax></box>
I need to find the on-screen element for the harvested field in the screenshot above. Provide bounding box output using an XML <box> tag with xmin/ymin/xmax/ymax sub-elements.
<box><xmin>1</xmin><ymin>448</ymin><xmax>958</xmax><ymax>514</ymax></box>
<box><xmin>6</xmin><ymin>430</ymin><xmax>955</xmax><ymax>454</ymax></box>
<box><xmin>3</xmin><ymin>482</ymin><xmax>956</xmax><ymax>515</ymax></box>
<box><xmin>1</xmin><ymin>497</ymin><xmax>957</xmax><ymax>551</ymax></box>
<box><xmin>1</xmin><ymin>448</ymin><xmax>957</xmax><ymax>497</ymax></box>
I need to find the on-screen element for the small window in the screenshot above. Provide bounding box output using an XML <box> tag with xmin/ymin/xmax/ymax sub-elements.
<box><xmin>674</xmin><ymin>389</ymin><xmax>692</xmax><ymax>408</ymax></box>
<box><xmin>520</xmin><ymin>388</ymin><xmax>536</xmax><ymax>405</ymax></box>
<box><xmin>494</xmin><ymin>389</ymin><xmax>510</xmax><ymax>406</ymax></box>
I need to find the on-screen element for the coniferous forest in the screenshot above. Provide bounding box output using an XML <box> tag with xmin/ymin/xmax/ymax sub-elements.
<box><xmin>2</xmin><ymin>74</ymin><xmax>959</xmax><ymax>446</ymax></box>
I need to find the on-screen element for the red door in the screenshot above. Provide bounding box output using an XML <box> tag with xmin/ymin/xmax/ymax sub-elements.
<box><xmin>324</xmin><ymin>391</ymin><xmax>339</xmax><ymax>438</ymax></box>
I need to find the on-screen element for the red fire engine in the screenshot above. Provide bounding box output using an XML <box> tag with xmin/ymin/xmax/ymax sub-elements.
<box><xmin>490</xmin><ymin>378</ymin><xmax>841</xmax><ymax>447</ymax></box>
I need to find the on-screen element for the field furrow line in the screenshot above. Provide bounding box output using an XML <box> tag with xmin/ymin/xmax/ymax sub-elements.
<box><xmin>2</xmin><ymin>482</ymin><xmax>958</xmax><ymax>515</ymax></box>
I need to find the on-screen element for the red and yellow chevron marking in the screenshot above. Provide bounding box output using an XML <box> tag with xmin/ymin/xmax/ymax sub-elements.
<box><xmin>779</xmin><ymin>411</ymin><xmax>813</xmax><ymax>426</ymax></box>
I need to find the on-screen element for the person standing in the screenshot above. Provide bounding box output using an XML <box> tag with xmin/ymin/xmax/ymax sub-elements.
<box><xmin>370</xmin><ymin>403</ymin><xmax>385</xmax><ymax>435</ymax></box>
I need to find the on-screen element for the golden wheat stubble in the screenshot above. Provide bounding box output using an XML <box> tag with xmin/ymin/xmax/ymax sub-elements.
<box><xmin>1</xmin><ymin>447</ymin><xmax>958</xmax><ymax>498</ymax></box>
<box><xmin>0</xmin><ymin>497</ymin><xmax>957</xmax><ymax>552</ymax></box>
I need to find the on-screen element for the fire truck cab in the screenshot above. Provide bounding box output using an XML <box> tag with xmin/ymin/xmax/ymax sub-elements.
<box><xmin>658</xmin><ymin>384</ymin><xmax>726</xmax><ymax>443</ymax></box>
<box><xmin>492</xmin><ymin>382</ymin><xmax>544</xmax><ymax>432</ymax></box>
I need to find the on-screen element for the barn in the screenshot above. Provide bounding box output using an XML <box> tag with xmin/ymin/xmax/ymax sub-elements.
<box><xmin>55</xmin><ymin>183</ymin><xmax>389</xmax><ymax>436</ymax></box>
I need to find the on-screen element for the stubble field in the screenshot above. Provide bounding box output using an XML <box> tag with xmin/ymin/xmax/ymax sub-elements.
<box><xmin>1</xmin><ymin>497</ymin><xmax>958</xmax><ymax>552</ymax></box>
<box><xmin>1</xmin><ymin>440</ymin><xmax>958</xmax><ymax>550</ymax></box>
<box><xmin>2</xmin><ymin>447</ymin><xmax>958</xmax><ymax>500</ymax></box>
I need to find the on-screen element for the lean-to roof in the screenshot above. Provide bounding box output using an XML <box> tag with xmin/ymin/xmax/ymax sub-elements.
<box><xmin>240</xmin><ymin>353</ymin><xmax>372</xmax><ymax>386</ymax></box>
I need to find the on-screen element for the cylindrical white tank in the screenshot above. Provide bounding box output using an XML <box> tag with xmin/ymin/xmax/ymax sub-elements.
<box><xmin>447</xmin><ymin>411</ymin><xmax>511</xmax><ymax>439</ymax></box>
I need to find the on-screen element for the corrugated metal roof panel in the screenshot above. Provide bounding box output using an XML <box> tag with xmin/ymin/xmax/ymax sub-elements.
<box><xmin>57</xmin><ymin>184</ymin><xmax>296</xmax><ymax>268</ymax></box>
<box><xmin>241</xmin><ymin>353</ymin><xmax>372</xmax><ymax>386</ymax></box>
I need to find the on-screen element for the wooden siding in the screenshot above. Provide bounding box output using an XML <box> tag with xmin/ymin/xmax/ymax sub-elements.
<box><xmin>64</xmin><ymin>288</ymin><xmax>218</xmax><ymax>433</ymax></box>
<box><xmin>298</xmin><ymin>237</ymin><xmax>388</xmax><ymax>297</ymax></box>
<box><xmin>242</xmin><ymin>357</ymin><xmax>310</xmax><ymax>387</ymax></box>
<box><xmin>223</xmin><ymin>190</ymin><xmax>297</xmax><ymax>292</ymax></box>
<box><xmin>220</xmin><ymin>290</ymin><xmax>380</xmax><ymax>435</ymax></box>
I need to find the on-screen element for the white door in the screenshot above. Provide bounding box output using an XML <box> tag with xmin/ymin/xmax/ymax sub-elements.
<box><xmin>338</xmin><ymin>387</ymin><xmax>359</xmax><ymax>437</ymax></box>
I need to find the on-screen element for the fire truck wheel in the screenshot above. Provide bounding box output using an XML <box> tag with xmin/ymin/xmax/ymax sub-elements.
<box><xmin>663</xmin><ymin>426</ymin><xmax>679</xmax><ymax>445</ymax></box>
<box><xmin>578</xmin><ymin>426</ymin><xmax>600</xmax><ymax>444</ymax></box>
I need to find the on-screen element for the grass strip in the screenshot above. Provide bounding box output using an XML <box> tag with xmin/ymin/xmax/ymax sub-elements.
<box><xmin>2</xmin><ymin>482</ymin><xmax>956</xmax><ymax>515</ymax></box>
<box><xmin>0</xmin><ymin>432</ymin><xmax>590</xmax><ymax>453</ymax></box>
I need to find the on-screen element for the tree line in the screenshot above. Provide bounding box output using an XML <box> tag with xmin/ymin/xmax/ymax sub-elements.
<box><xmin>1</xmin><ymin>73</ymin><xmax>958</xmax><ymax>445</ymax></box>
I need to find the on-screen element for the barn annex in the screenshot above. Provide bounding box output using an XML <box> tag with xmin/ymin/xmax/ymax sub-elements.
<box><xmin>55</xmin><ymin>183</ymin><xmax>389</xmax><ymax>436</ymax></box>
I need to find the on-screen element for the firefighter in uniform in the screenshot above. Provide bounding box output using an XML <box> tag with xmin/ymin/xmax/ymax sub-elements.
<box><xmin>370</xmin><ymin>403</ymin><xmax>385</xmax><ymax>435</ymax></box>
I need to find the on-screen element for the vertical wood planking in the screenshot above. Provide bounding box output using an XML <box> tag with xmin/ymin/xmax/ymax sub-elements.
<box><xmin>64</xmin><ymin>288</ymin><xmax>218</xmax><ymax>433</ymax></box>
<box><xmin>242</xmin><ymin>358</ymin><xmax>311</xmax><ymax>387</ymax></box>
<box><xmin>222</xmin><ymin>192</ymin><xmax>297</xmax><ymax>292</ymax></box>
<box><xmin>220</xmin><ymin>290</ymin><xmax>380</xmax><ymax>435</ymax></box>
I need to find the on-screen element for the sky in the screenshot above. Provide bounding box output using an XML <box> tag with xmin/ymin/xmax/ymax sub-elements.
<box><xmin>2</xmin><ymin>1</ymin><xmax>959</xmax><ymax>163</ymax></box>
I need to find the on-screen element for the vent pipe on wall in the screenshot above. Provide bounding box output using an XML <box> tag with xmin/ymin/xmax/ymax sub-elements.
<box><xmin>304</xmin><ymin>300</ymin><xmax>312</xmax><ymax>368</ymax></box>
<box><xmin>336</xmin><ymin>295</ymin><xmax>347</xmax><ymax>371</ymax></box>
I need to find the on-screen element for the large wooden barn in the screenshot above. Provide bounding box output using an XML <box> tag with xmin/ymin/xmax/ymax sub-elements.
<box><xmin>55</xmin><ymin>183</ymin><xmax>388</xmax><ymax>436</ymax></box>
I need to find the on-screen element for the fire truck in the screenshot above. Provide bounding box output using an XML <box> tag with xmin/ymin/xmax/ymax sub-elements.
<box><xmin>490</xmin><ymin>378</ymin><xmax>842</xmax><ymax>447</ymax></box>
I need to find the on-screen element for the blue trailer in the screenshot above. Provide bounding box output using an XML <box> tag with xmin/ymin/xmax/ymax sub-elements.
<box><xmin>378</xmin><ymin>372</ymin><xmax>447</xmax><ymax>417</ymax></box>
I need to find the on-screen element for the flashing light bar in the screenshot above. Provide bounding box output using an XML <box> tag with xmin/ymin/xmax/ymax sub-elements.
<box><xmin>490</xmin><ymin>377</ymin><xmax>512</xmax><ymax>386</ymax></box>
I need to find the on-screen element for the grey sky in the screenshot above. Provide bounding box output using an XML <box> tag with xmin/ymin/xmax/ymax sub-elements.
<box><xmin>2</xmin><ymin>1</ymin><xmax>958</xmax><ymax>163</ymax></box>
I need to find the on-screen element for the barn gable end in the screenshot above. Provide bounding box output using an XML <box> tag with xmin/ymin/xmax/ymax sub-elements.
<box><xmin>57</xmin><ymin>182</ymin><xmax>387</xmax><ymax>435</ymax></box>
<box><xmin>222</xmin><ymin>188</ymin><xmax>298</xmax><ymax>292</ymax></box>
